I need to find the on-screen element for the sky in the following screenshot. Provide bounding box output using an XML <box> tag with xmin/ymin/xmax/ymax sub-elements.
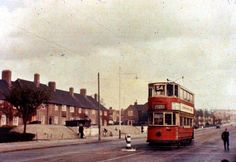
<box><xmin>0</xmin><ymin>0</ymin><xmax>236</xmax><ymax>110</ymax></box>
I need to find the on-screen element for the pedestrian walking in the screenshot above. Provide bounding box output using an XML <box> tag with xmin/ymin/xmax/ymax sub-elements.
<box><xmin>141</xmin><ymin>125</ymin><xmax>144</xmax><ymax>133</ymax></box>
<box><xmin>221</xmin><ymin>128</ymin><xmax>229</xmax><ymax>151</ymax></box>
<box><xmin>79</xmin><ymin>124</ymin><xmax>84</xmax><ymax>139</ymax></box>
<box><xmin>103</xmin><ymin>128</ymin><xmax>108</xmax><ymax>136</ymax></box>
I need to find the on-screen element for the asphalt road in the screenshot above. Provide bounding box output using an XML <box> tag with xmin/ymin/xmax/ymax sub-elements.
<box><xmin>0</xmin><ymin>125</ymin><xmax>235</xmax><ymax>162</ymax></box>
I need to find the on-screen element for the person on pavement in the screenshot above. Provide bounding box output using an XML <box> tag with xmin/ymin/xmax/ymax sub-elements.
<box><xmin>221</xmin><ymin>128</ymin><xmax>230</xmax><ymax>151</ymax></box>
<box><xmin>79</xmin><ymin>124</ymin><xmax>84</xmax><ymax>139</ymax></box>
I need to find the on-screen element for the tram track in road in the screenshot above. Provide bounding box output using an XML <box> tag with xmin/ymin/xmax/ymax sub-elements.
<box><xmin>131</xmin><ymin>126</ymin><xmax>236</xmax><ymax>162</ymax></box>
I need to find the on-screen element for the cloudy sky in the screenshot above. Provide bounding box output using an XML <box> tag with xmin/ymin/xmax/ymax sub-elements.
<box><xmin>0</xmin><ymin>0</ymin><xmax>236</xmax><ymax>109</ymax></box>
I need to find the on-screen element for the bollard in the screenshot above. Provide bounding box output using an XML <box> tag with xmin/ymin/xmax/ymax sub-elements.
<box><xmin>121</xmin><ymin>134</ymin><xmax>136</xmax><ymax>152</ymax></box>
<box><xmin>126</xmin><ymin>134</ymin><xmax>132</xmax><ymax>149</ymax></box>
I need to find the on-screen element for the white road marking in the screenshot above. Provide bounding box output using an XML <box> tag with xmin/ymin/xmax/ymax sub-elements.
<box><xmin>97</xmin><ymin>151</ymin><xmax>145</xmax><ymax>162</ymax></box>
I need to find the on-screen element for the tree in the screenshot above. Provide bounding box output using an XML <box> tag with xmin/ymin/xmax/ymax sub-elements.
<box><xmin>5</xmin><ymin>84</ymin><xmax>51</xmax><ymax>133</ymax></box>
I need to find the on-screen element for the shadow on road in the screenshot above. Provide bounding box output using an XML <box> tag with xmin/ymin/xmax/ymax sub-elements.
<box><xmin>134</xmin><ymin>142</ymin><xmax>195</xmax><ymax>152</ymax></box>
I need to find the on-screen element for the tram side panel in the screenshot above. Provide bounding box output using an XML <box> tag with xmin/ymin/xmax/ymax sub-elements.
<box><xmin>147</xmin><ymin>126</ymin><xmax>193</xmax><ymax>144</ymax></box>
<box><xmin>147</xmin><ymin>126</ymin><xmax>178</xmax><ymax>144</ymax></box>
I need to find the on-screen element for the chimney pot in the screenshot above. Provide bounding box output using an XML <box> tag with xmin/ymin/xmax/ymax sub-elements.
<box><xmin>69</xmin><ymin>87</ymin><xmax>74</xmax><ymax>96</ymax></box>
<box><xmin>48</xmin><ymin>81</ymin><xmax>56</xmax><ymax>91</ymax></box>
<box><xmin>94</xmin><ymin>93</ymin><xmax>97</xmax><ymax>101</ymax></box>
<box><xmin>80</xmin><ymin>88</ymin><xmax>86</xmax><ymax>96</ymax></box>
<box><xmin>2</xmin><ymin>70</ymin><xmax>12</xmax><ymax>87</ymax></box>
<box><xmin>34</xmin><ymin>73</ymin><xmax>40</xmax><ymax>88</ymax></box>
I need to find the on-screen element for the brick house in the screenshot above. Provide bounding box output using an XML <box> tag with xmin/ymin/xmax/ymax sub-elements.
<box><xmin>122</xmin><ymin>101</ymin><xmax>148</xmax><ymax>125</ymax></box>
<box><xmin>108</xmin><ymin>107</ymin><xmax>119</xmax><ymax>125</ymax></box>
<box><xmin>0</xmin><ymin>70</ymin><xmax>109</xmax><ymax>126</ymax></box>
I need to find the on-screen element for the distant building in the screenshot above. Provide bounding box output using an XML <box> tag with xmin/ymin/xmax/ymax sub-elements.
<box><xmin>122</xmin><ymin>101</ymin><xmax>148</xmax><ymax>125</ymax></box>
<box><xmin>0</xmin><ymin>70</ymin><xmax>109</xmax><ymax>126</ymax></box>
<box><xmin>108</xmin><ymin>107</ymin><xmax>119</xmax><ymax>125</ymax></box>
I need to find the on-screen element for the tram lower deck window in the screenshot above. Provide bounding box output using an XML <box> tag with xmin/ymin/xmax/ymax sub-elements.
<box><xmin>165</xmin><ymin>114</ymin><xmax>172</xmax><ymax>125</ymax></box>
<box><xmin>154</xmin><ymin>113</ymin><xmax>163</xmax><ymax>125</ymax></box>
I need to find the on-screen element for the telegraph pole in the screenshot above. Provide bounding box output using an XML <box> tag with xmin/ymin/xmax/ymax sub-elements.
<box><xmin>98</xmin><ymin>73</ymin><xmax>101</xmax><ymax>141</ymax></box>
<box><xmin>119</xmin><ymin>67</ymin><xmax>121</xmax><ymax>139</ymax></box>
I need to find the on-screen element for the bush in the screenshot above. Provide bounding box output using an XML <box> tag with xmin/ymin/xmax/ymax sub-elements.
<box><xmin>0</xmin><ymin>132</ymin><xmax>35</xmax><ymax>143</ymax></box>
<box><xmin>0</xmin><ymin>125</ymin><xmax>16</xmax><ymax>134</ymax></box>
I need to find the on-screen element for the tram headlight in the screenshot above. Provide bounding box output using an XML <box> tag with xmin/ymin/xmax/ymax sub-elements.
<box><xmin>156</xmin><ymin>131</ymin><xmax>161</xmax><ymax>137</ymax></box>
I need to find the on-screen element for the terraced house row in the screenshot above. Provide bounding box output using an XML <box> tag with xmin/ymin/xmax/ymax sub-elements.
<box><xmin>0</xmin><ymin>70</ymin><xmax>109</xmax><ymax>126</ymax></box>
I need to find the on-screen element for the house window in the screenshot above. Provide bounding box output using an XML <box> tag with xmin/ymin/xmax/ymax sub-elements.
<box><xmin>92</xmin><ymin>110</ymin><xmax>96</xmax><ymax>115</ymax></box>
<box><xmin>78</xmin><ymin>108</ymin><xmax>82</xmax><ymax>113</ymax></box>
<box><xmin>1</xmin><ymin>115</ymin><xmax>6</xmax><ymax>125</ymax></box>
<box><xmin>104</xmin><ymin>111</ymin><xmax>107</xmax><ymax>116</ymax></box>
<box><xmin>41</xmin><ymin>115</ymin><xmax>45</xmax><ymax>124</ymax></box>
<box><xmin>128</xmin><ymin>110</ymin><xmax>133</xmax><ymax>117</ymax></box>
<box><xmin>70</xmin><ymin>107</ymin><xmax>74</xmax><ymax>113</ymax></box>
<box><xmin>13</xmin><ymin>116</ymin><xmax>18</xmax><ymax>126</ymax></box>
<box><xmin>54</xmin><ymin>116</ymin><xmax>58</xmax><ymax>124</ymax></box>
<box><xmin>85</xmin><ymin>109</ymin><xmax>88</xmax><ymax>115</ymax></box>
<box><xmin>54</xmin><ymin>105</ymin><xmax>58</xmax><ymax>111</ymax></box>
<box><xmin>62</xmin><ymin>105</ymin><xmax>67</xmax><ymax>111</ymax></box>
<box><xmin>92</xmin><ymin>118</ymin><xmax>96</xmax><ymax>124</ymax></box>
<box><xmin>100</xmin><ymin>110</ymin><xmax>102</xmax><ymax>116</ymax></box>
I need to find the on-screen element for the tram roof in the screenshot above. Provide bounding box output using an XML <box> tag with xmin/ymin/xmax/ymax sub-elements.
<box><xmin>148</xmin><ymin>81</ymin><xmax>194</xmax><ymax>95</ymax></box>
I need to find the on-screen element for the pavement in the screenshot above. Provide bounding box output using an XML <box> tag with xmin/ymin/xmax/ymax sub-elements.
<box><xmin>0</xmin><ymin>134</ymin><xmax>147</xmax><ymax>153</ymax></box>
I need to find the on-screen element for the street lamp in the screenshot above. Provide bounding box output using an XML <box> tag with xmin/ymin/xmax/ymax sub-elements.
<box><xmin>118</xmin><ymin>66</ymin><xmax>138</xmax><ymax>139</ymax></box>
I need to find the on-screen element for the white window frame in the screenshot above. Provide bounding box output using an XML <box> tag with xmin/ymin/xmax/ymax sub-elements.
<box><xmin>104</xmin><ymin>111</ymin><xmax>107</xmax><ymax>116</ymax></box>
<box><xmin>92</xmin><ymin>110</ymin><xmax>96</xmax><ymax>115</ymax></box>
<box><xmin>54</xmin><ymin>105</ymin><xmax>58</xmax><ymax>111</ymax></box>
<box><xmin>128</xmin><ymin>110</ymin><xmax>133</xmax><ymax>117</ymax></box>
<box><xmin>62</xmin><ymin>105</ymin><xmax>67</xmax><ymax>111</ymax></box>
<box><xmin>78</xmin><ymin>108</ymin><xmax>82</xmax><ymax>113</ymax></box>
<box><xmin>70</xmin><ymin>107</ymin><xmax>74</xmax><ymax>113</ymax></box>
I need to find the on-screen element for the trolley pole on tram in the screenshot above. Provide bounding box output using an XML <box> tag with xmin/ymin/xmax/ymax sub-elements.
<box><xmin>118</xmin><ymin>67</ymin><xmax>138</xmax><ymax>139</ymax></box>
<box><xmin>98</xmin><ymin>72</ymin><xmax>101</xmax><ymax>141</ymax></box>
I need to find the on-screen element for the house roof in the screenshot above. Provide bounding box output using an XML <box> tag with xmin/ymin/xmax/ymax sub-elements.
<box><xmin>0</xmin><ymin>80</ymin><xmax>11</xmax><ymax>100</ymax></box>
<box><xmin>0</xmin><ymin>79</ymin><xmax>108</xmax><ymax>111</ymax></box>
<box><xmin>125</xmin><ymin>102</ymin><xmax>148</xmax><ymax>111</ymax></box>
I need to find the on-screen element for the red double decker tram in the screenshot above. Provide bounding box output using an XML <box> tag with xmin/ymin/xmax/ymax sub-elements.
<box><xmin>147</xmin><ymin>81</ymin><xmax>195</xmax><ymax>145</ymax></box>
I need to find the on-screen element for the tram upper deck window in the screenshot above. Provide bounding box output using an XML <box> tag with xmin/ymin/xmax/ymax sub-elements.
<box><xmin>167</xmin><ymin>84</ymin><xmax>173</xmax><ymax>96</ymax></box>
<box><xmin>154</xmin><ymin>85</ymin><xmax>165</xmax><ymax>96</ymax></box>
<box><xmin>175</xmin><ymin>85</ymin><xmax>178</xmax><ymax>97</ymax></box>
<box><xmin>167</xmin><ymin>84</ymin><xmax>178</xmax><ymax>97</ymax></box>
<box><xmin>154</xmin><ymin>113</ymin><xmax>163</xmax><ymax>125</ymax></box>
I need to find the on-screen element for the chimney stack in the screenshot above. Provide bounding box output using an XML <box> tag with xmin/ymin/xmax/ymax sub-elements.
<box><xmin>94</xmin><ymin>93</ymin><xmax>97</xmax><ymax>101</ymax></box>
<box><xmin>2</xmin><ymin>70</ymin><xmax>12</xmax><ymax>87</ymax></box>
<box><xmin>69</xmin><ymin>87</ymin><xmax>74</xmax><ymax>96</ymax></box>
<box><xmin>48</xmin><ymin>81</ymin><xmax>56</xmax><ymax>91</ymax></box>
<box><xmin>80</xmin><ymin>88</ymin><xmax>86</xmax><ymax>96</ymax></box>
<box><xmin>34</xmin><ymin>73</ymin><xmax>40</xmax><ymax>88</ymax></box>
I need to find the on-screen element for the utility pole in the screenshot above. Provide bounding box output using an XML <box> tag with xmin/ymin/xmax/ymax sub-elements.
<box><xmin>98</xmin><ymin>73</ymin><xmax>101</xmax><ymax>141</ymax></box>
<box><xmin>118</xmin><ymin>67</ymin><xmax>138</xmax><ymax>139</ymax></box>
<box><xmin>119</xmin><ymin>67</ymin><xmax>121</xmax><ymax>139</ymax></box>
